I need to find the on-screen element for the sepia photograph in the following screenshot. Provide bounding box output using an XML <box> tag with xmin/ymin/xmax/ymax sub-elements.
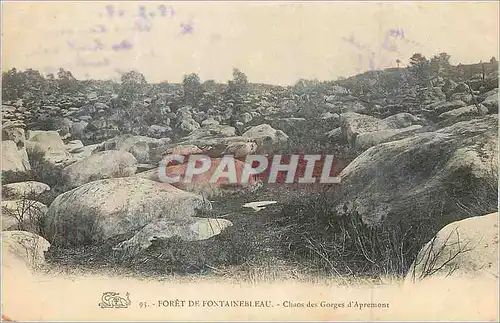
<box><xmin>1</xmin><ymin>1</ymin><xmax>499</xmax><ymax>321</ymax></box>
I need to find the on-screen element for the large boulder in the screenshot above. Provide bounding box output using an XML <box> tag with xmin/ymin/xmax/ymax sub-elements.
<box><xmin>25</xmin><ymin>130</ymin><xmax>71</xmax><ymax>165</ymax></box>
<box><xmin>1</xmin><ymin>140</ymin><xmax>30</xmax><ymax>172</ymax></box>
<box><xmin>241</xmin><ymin>124</ymin><xmax>288</xmax><ymax>152</ymax></box>
<box><xmin>449</xmin><ymin>92</ymin><xmax>474</xmax><ymax>105</ymax></box>
<box><xmin>2</xmin><ymin>125</ymin><xmax>25</xmax><ymax>147</ymax></box>
<box><xmin>65</xmin><ymin>140</ymin><xmax>84</xmax><ymax>153</ymax></box>
<box><xmin>422</xmin><ymin>100</ymin><xmax>467</xmax><ymax>118</ymax></box>
<box><xmin>113</xmin><ymin>217</ymin><xmax>233</xmax><ymax>255</ymax></box>
<box><xmin>222</xmin><ymin>141</ymin><xmax>258</xmax><ymax>158</ymax></box>
<box><xmin>1</xmin><ymin>200</ymin><xmax>49</xmax><ymax>231</ymax></box>
<box><xmin>69</xmin><ymin>143</ymin><xmax>101</xmax><ymax>162</ymax></box>
<box><xmin>70</xmin><ymin>121</ymin><xmax>88</xmax><ymax>137</ymax></box>
<box><xmin>354</xmin><ymin>125</ymin><xmax>423</xmax><ymax>151</ymax></box>
<box><xmin>43</xmin><ymin>177</ymin><xmax>212</xmax><ymax>246</ymax></box>
<box><xmin>339</xmin><ymin>112</ymin><xmax>425</xmax><ymax>149</ymax></box>
<box><xmin>406</xmin><ymin>212</ymin><xmax>498</xmax><ymax>282</ymax></box>
<box><xmin>438</xmin><ymin>104</ymin><xmax>489</xmax><ymax>121</ymax></box>
<box><xmin>2</xmin><ymin>181</ymin><xmax>50</xmax><ymax>199</ymax></box>
<box><xmin>240</xmin><ymin>112</ymin><xmax>253</xmax><ymax>123</ymax></box>
<box><xmin>176</xmin><ymin>124</ymin><xmax>238</xmax><ymax>147</ymax></box>
<box><xmin>147</xmin><ymin>124</ymin><xmax>172</xmax><ymax>139</ymax></box>
<box><xmin>152</xmin><ymin>144</ymin><xmax>204</xmax><ymax>164</ymax></box>
<box><xmin>480</xmin><ymin>88</ymin><xmax>498</xmax><ymax>113</ymax></box>
<box><xmin>63</xmin><ymin>150</ymin><xmax>138</xmax><ymax>188</ymax></box>
<box><xmin>1</xmin><ymin>231</ymin><xmax>50</xmax><ymax>271</ymax></box>
<box><xmin>339</xmin><ymin>101</ymin><xmax>368</xmax><ymax>114</ymax></box>
<box><xmin>100</xmin><ymin>135</ymin><xmax>169</xmax><ymax>164</ymax></box>
<box><xmin>178</xmin><ymin>118</ymin><xmax>201</xmax><ymax>133</ymax></box>
<box><xmin>335</xmin><ymin>115</ymin><xmax>498</xmax><ymax>227</ymax></box>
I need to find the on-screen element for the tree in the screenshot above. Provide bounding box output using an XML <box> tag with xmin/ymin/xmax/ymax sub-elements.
<box><xmin>2</xmin><ymin>68</ymin><xmax>22</xmax><ymax>100</ymax></box>
<box><xmin>396</xmin><ymin>59</ymin><xmax>401</xmax><ymax>68</ymax></box>
<box><xmin>430</xmin><ymin>52</ymin><xmax>451</xmax><ymax>77</ymax></box>
<box><xmin>182</xmin><ymin>73</ymin><xmax>203</xmax><ymax>107</ymax></box>
<box><xmin>490</xmin><ymin>56</ymin><xmax>497</xmax><ymax>64</ymax></box>
<box><xmin>224</xmin><ymin>68</ymin><xmax>250</xmax><ymax>127</ymax></box>
<box><xmin>56</xmin><ymin>68</ymin><xmax>78</xmax><ymax>93</ymax></box>
<box><xmin>228</xmin><ymin>68</ymin><xmax>249</xmax><ymax>96</ymax></box>
<box><xmin>409</xmin><ymin>53</ymin><xmax>432</xmax><ymax>86</ymax></box>
<box><xmin>45</xmin><ymin>73</ymin><xmax>60</xmax><ymax>95</ymax></box>
<box><xmin>119</xmin><ymin>70</ymin><xmax>147</xmax><ymax>101</ymax></box>
<box><xmin>202</xmin><ymin>80</ymin><xmax>218</xmax><ymax>92</ymax></box>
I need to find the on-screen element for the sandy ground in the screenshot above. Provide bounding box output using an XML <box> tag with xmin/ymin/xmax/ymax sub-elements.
<box><xmin>2</xmin><ymin>262</ymin><xmax>499</xmax><ymax>322</ymax></box>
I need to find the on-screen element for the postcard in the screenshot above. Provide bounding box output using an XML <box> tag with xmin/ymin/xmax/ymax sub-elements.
<box><xmin>1</xmin><ymin>1</ymin><xmax>499</xmax><ymax>321</ymax></box>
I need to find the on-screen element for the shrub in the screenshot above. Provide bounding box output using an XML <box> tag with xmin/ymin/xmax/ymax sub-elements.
<box><xmin>2</xmin><ymin>146</ymin><xmax>71</xmax><ymax>206</ymax></box>
<box><xmin>277</xmin><ymin>187</ymin><xmax>451</xmax><ymax>278</ymax></box>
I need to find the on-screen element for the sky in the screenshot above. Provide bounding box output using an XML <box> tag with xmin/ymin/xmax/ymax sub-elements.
<box><xmin>2</xmin><ymin>1</ymin><xmax>499</xmax><ymax>85</ymax></box>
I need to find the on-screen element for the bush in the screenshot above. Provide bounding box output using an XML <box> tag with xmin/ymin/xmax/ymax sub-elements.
<box><xmin>2</xmin><ymin>146</ymin><xmax>71</xmax><ymax>206</ymax></box>
<box><xmin>277</xmin><ymin>187</ymin><xmax>451</xmax><ymax>278</ymax></box>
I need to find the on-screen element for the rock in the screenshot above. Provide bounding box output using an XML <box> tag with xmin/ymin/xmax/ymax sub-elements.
<box><xmin>147</xmin><ymin>125</ymin><xmax>172</xmax><ymax>139</ymax></box>
<box><xmin>1</xmin><ymin>141</ymin><xmax>30</xmax><ymax>172</ymax></box>
<box><xmin>132</xmin><ymin>169</ymin><xmax>158</xmax><ymax>181</ymax></box>
<box><xmin>136</xmin><ymin>163</ymin><xmax>156</xmax><ymax>173</ymax></box>
<box><xmin>406</xmin><ymin>212</ymin><xmax>498</xmax><ymax>282</ymax></box>
<box><xmin>2</xmin><ymin>126</ymin><xmax>25</xmax><ymax>148</ymax></box>
<box><xmin>382</xmin><ymin>113</ymin><xmax>425</xmax><ymax>128</ymax></box>
<box><xmin>113</xmin><ymin>217</ymin><xmax>233</xmax><ymax>255</ymax></box>
<box><xmin>354</xmin><ymin>125</ymin><xmax>423</xmax><ymax>150</ymax></box>
<box><xmin>177</xmin><ymin>106</ymin><xmax>193</xmax><ymax>117</ymax></box>
<box><xmin>2</xmin><ymin>181</ymin><xmax>50</xmax><ymax>199</ymax></box>
<box><xmin>88</xmin><ymin>117</ymin><xmax>106</xmax><ymax>130</ymax></box>
<box><xmin>240</xmin><ymin>112</ymin><xmax>253</xmax><ymax>123</ymax></box>
<box><xmin>331</xmin><ymin>85</ymin><xmax>350</xmax><ymax>95</ymax></box>
<box><xmin>325</xmin><ymin>127</ymin><xmax>343</xmax><ymax>141</ymax></box>
<box><xmin>1</xmin><ymin>200</ymin><xmax>49</xmax><ymax>231</ymax></box>
<box><xmin>69</xmin><ymin>143</ymin><xmax>101</xmax><ymax>162</ymax></box>
<box><xmin>423</xmin><ymin>100</ymin><xmax>467</xmax><ymax>117</ymax></box>
<box><xmin>1</xmin><ymin>231</ymin><xmax>50</xmax><ymax>270</ymax></box>
<box><xmin>223</xmin><ymin>141</ymin><xmax>258</xmax><ymax>158</ymax></box>
<box><xmin>65</xmin><ymin>140</ymin><xmax>84</xmax><ymax>153</ymax></box>
<box><xmin>178</xmin><ymin>124</ymin><xmax>237</xmax><ymax>147</ymax></box>
<box><xmin>94</xmin><ymin>102</ymin><xmax>109</xmax><ymax>110</ymax></box>
<box><xmin>159</xmin><ymin>144</ymin><xmax>203</xmax><ymax>160</ymax></box>
<box><xmin>25</xmin><ymin>130</ymin><xmax>71</xmax><ymax>165</ymax></box>
<box><xmin>55</xmin><ymin>117</ymin><xmax>73</xmax><ymax>136</ymax></box>
<box><xmin>339</xmin><ymin>113</ymin><xmax>381</xmax><ymax>146</ymax></box>
<box><xmin>201</xmin><ymin>118</ymin><xmax>220</xmax><ymax>127</ymax></box>
<box><xmin>178</xmin><ymin>118</ymin><xmax>201</xmax><ymax>133</ymax></box>
<box><xmin>335</xmin><ymin>115</ymin><xmax>498</xmax><ymax>226</ymax></box>
<box><xmin>79</xmin><ymin>115</ymin><xmax>92</xmax><ymax>122</ymax></box>
<box><xmin>63</xmin><ymin>150</ymin><xmax>138</xmax><ymax>188</ymax></box>
<box><xmin>480</xmin><ymin>88</ymin><xmax>498</xmax><ymax>113</ymax></box>
<box><xmin>321</xmin><ymin>112</ymin><xmax>340</xmax><ymax>120</ymax></box>
<box><xmin>442</xmin><ymin>79</ymin><xmax>458</xmax><ymax>95</ymax></box>
<box><xmin>87</xmin><ymin>92</ymin><xmax>98</xmax><ymax>101</ymax></box>
<box><xmin>101</xmin><ymin>135</ymin><xmax>166</xmax><ymax>164</ymax></box>
<box><xmin>449</xmin><ymin>92</ymin><xmax>474</xmax><ymax>105</ymax></box>
<box><xmin>71</xmin><ymin>121</ymin><xmax>88</xmax><ymax>137</ymax></box>
<box><xmin>44</xmin><ymin>178</ymin><xmax>212</xmax><ymax>246</ymax></box>
<box><xmin>1</xmin><ymin>120</ymin><xmax>25</xmax><ymax>129</ymax></box>
<box><xmin>453</xmin><ymin>82</ymin><xmax>470</xmax><ymax>94</ymax></box>
<box><xmin>439</xmin><ymin>104</ymin><xmax>489</xmax><ymax>120</ymax></box>
<box><xmin>339</xmin><ymin>112</ymin><xmax>424</xmax><ymax>149</ymax></box>
<box><xmin>340</xmin><ymin>101</ymin><xmax>368</xmax><ymax>114</ymax></box>
<box><xmin>242</xmin><ymin>124</ymin><xmax>289</xmax><ymax>148</ymax></box>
